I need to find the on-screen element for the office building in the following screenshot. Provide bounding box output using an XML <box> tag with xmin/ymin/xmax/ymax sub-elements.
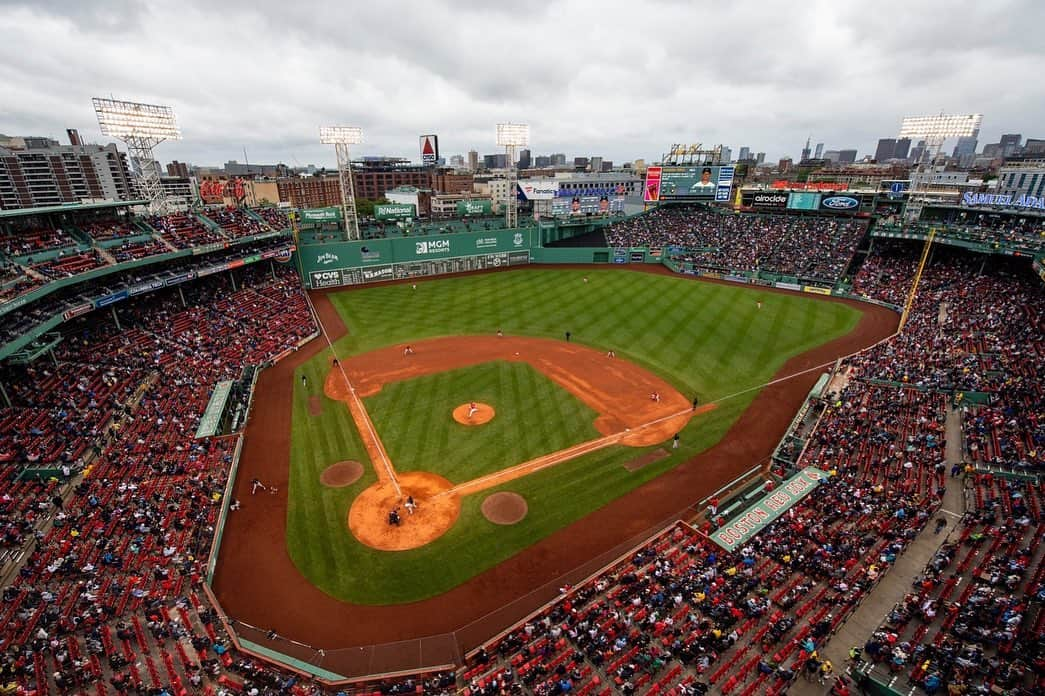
<box><xmin>952</xmin><ymin>136</ymin><xmax>978</xmax><ymax>167</ymax></box>
<box><xmin>755</xmin><ymin>152</ymin><xmax>765</xmax><ymax>165</ymax></box>
<box><xmin>167</xmin><ymin>161</ymin><xmax>190</xmax><ymax>177</ymax></box>
<box><xmin>813</xmin><ymin>143</ymin><xmax>824</xmax><ymax>159</ymax></box>
<box><xmin>892</xmin><ymin>138</ymin><xmax>911</xmax><ymax>161</ymax></box>
<box><xmin>909</xmin><ymin>140</ymin><xmax>928</xmax><ymax>163</ymax></box>
<box><xmin>1023</xmin><ymin>139</ymin><xmax>1045</xmax><ymax>155</ymax></box>
<box><xmin>534</xmin><ymin>155</ymin><xmax>551</xmax><ymax>168</ymax></box>
<box><xmin>738</xmin><ymin>146</ymin><xmax>751</xmax><ymax>162</ymax></box>
<box><xmin>483</xmin><ymin>153</ymin><xmax>508</xmax><ymax>170</ymax></box>
<box><xmin>518</xmin><ymin>149</ymin><xmax>531</xmax><ymax>170</ymax></box>
<box><xmin>1000</xmin><ymin>134</ymin><xmax>1022</xmax><ymax>157</ymax></box>
<box><xmin>838</xmin><ymin>149</ymin><xmax>857</xmax><ymax>164</ymax></box>
<box><xmin>875</xmin><ymin>138</ymin><xmax>897</xmax><ymax>162</ymax></box>
<box><xmin>996</xmin><ymin>157</ymin><xmax>1045</xmax><ymax>199</ymax></box>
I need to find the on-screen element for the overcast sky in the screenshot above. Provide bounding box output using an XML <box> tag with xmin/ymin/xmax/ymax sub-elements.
<box><xmin>1</xmin><ymin>0</ymin><xmax>1043</xmax><ymax>169</ymax></box>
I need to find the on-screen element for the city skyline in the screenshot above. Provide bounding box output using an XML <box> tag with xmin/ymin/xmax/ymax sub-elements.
<box><xmin>1</xmin><ymin>0</ymin><xmax>1042</xmax><ymax>169</ymax></box>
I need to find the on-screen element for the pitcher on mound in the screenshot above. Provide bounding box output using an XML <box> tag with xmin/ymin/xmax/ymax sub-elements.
<box><xmin>468</xmin><ymin>401</ymin><xmax>479</xmax><ymax>419</ymax></box>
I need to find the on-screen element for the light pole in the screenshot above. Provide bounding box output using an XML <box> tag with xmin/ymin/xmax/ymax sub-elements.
<box><xmin>319</xmin><ymin>126</ymin><xmax>363</xmax><ymax>240</ymax></box>
<box><xmin>93</xmin><ymin>98</ymin><xmax>182</xmax><ymax>214</ymax></box>
<box><xmin>496</xmin><ymin>123</ymin><xmax>529</xmax><ymax>229</ymax></box>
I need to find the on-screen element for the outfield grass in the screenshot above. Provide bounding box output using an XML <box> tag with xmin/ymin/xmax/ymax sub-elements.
<box><xmin>364</xmin><ymin>362</ymin><xmax>601</xmax><ymax>484</ymax></box>
<box><xmin>286</xmin><ymin>268</ymin><xmax>863</xmax><ymax>604</ymax></box>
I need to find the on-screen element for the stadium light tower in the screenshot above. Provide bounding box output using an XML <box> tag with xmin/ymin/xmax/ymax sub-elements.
<box><xmin>93</xmin><ymin>98</ymin><xmax>182</xmax><ymax>214</ymax></box>
<box><xmin>898</xmin><ymin>113</ymin><xmax>982</xmax><ymax>220</ymax></box>
<box><xmin>496</xmin><ymin>123</ymin><xmax>529</xmax><ymax>229</ymax></box>
<box><xmin>319</xmin><ymin>126</ymin><xmax>363</xmax><ymax>241</ymax></box>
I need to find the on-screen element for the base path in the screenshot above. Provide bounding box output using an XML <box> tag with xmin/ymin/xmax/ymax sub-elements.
<box><xmin>211</xmin><ymin>265</ymin><xmax>899</xmax><ymax>676</ymax></box>
<box><xmin>328</xmin><ymin>335</ymin><xmax>696</xmax><ymax>448</ymax></box>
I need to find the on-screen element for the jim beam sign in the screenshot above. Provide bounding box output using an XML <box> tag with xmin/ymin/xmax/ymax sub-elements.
<box><xmin>420</xmin><ymin>134</ymin><xmax>439</xmax><ymax>167</ymax></box>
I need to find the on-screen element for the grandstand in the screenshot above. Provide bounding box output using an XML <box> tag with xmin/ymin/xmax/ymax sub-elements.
<box><xmin>0</xmin><ymin>193</ymin><xmax>1041</xmax><ymax>695</ymax></box>
<box><xmin>602</xmin><ymin>206</ymin><xmax>867</xmax><ymax>286</ymax></box>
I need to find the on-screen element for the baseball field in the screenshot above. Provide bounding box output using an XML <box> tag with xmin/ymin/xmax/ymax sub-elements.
<box><xmin>212</xmin><ymin>266</ymin><xmax>898</xmax><ymax>662</ymax></box>
<box><xmin>280</xmin><ymin>267</ymin><xmax>862</xmax><ymax>604</ymax></box>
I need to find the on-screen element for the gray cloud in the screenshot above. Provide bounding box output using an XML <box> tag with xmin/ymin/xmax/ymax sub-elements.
<box><xmin>0</xmin><ymin>0</ymin><xmax>1042</xmax><ymax>168</ymax></box>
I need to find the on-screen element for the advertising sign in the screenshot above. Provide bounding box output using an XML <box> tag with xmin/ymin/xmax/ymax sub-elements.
<box><xmin>129</xmin><ymin>279</ymin><xmax>165</xmax><ymax>296</ymax></box>
<box><xmin>414</xmin><ymin>238</ymin><xmax>451</xmax><ymax>256</ymax></box>
<box><xmin>750</xmin><ymin>192</ymin><xmax>789</xmax><ymax>209</ymax></box>
<box><xmin>360</xmin><ymin>265</ymin><xmax>394</xmax><ymax>282</ymax></box>
<box><xmin>711</xmin><ymin>467</ymin><xmax>827</xmax><ymax>551</ymax></box>
<box><xmin>62</xmin><ymin>303</ymin><xmax>93</xmax><ymax>321</ymax></box>
<box><xmin>375</xmin><ymin>204</ymin><xmax>416</xmax><ymax>220</ymax></box>
<box><xmin>420</xmin><ymin>135</ymin><xmax>439</xmax><ymax>166</ymax></box>
<box><xmin>715</xmin><ymin>166</ymin><xmax>735</xmax><ymax>202</ymax></box>
<box><xmin>787</xmin><ymin>192</ymin><xmax>821</xmax><ymax>210</ymax></box>
<box><xmin>643</xmin><ymin>166</ymin><xmax>663</xmax><ymax>202</ymax></box>
<box><xmin>551</xmin><ymin>195</ymin><xmax>623</xmax><ymax>216</ymax></box>
<box><xmin>301</xmin><ymin>207</ymin><xmax>341</xmax><ymax>224</ymax></box>
<box><xmin>961</xmin><ymin>192</ymin><xmax>1045</xmax><ymax>210</ymax></box>
<box><xmin>457</xmin><ymin>199</ymin><xmax>493</xmax><ymax>216</ymax></box>
<box><xmin>658</xmin><ymin>166</ymin><xmax>730</xmax><ymax>200</ymax></box>
<box><xmin>518</xmin><ymin>180</ymin><xmax>560</xmax><ymax>201</ymax></box>
<box><xmin>165</xmin><ymin>272</ymin><xmax>197</xmax><ymax>287</ymax></box>
<box><xmin>309</xmin><ymin>269</ymin><xmax>345</xmax><ymax>288</ymax></box>
<box><xmin>819</xmin><ymin>195</ymin><xmax>861</xmax><ymax>212</ymax></box>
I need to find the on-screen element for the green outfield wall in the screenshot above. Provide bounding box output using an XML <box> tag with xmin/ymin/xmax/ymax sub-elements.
<box><xmin>300</xmin><ymin>227</ymin><xmax>543</xmax><ymax>288</ymax></box>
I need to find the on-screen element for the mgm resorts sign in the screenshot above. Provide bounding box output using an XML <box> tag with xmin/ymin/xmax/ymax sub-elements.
<box><xmin>962</xmin><ymin>192</ymin><xmax>1045</xmax><ymax>210</ymax></box>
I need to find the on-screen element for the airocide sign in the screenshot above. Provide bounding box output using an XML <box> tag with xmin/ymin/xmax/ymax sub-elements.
<box><xmin>751</xmin><ymin>192</ymin><xmax>789</xmax><ymax>209</ymax></box>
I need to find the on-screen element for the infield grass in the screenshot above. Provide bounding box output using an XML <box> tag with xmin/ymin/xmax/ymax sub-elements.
<box><xmin>364</xmin><ymin>362</ymin><xmax>601</xmax><ymax>483</ymax></box>
<box><xmin>286</xmin><ymin>268</ymin><xmax>863</xmax><ymax>604</ymax></box>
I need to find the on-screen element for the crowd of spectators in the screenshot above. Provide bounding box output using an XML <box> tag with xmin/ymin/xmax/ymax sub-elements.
<box><xmin>203</xmin><ymin>208</ymin><xmax>270</xmax><ymax>240</ymax></box>
<box><xmin>909</xmin><ymin>213</ymin><xmax>1045</xmax><ymax>254</ymax></box>
<box><xmin>0</xmin><ymin>238</ymin><xmax>294</xmax><ymax>346</ymax></box>
<box><xmin>31</xmin><ymin>251</ymin><xmax>109</xmax><ymax>280</ymax></box>
<box><xmin>147</xmin><ymin>214</ymin><xmax>227</xmax><ymax>249</ymax></box>
<box><xmin>605</xmin><ymin>207</ymin><xmax>866</xmax><ymax>285</ymax></box>
<box><xmin>0</xmin><ymin>263</ymin><xmax>330</xmax><ymax>695</ymax></box>
<box><xmin>254</xmin><ymin>208</ymin><xmax>291</xmax><ymax>231</ymax></box>
<box><xmin>839</xmin><ymin>243</ymin><xmax>1044</xmax><ymax>693</ymax></box>
<box><xmin>79</xmin><ymin>219</ymin><xmax>139</xmax><ymax>244</ymax></box>
<box><xmin>1</xmin><ymin>227</ymin><xmax>78</xmax><ymax>259</ymax></box>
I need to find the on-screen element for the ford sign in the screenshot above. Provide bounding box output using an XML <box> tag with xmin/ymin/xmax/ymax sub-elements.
<box><xmin>821</xmin><ymin>196</ymin><xmax>859</xmax><ymax>210</ymax></box>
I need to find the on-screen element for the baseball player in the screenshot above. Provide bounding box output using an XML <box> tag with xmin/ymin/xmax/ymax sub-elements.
<box><xmin>468</xmin><ymin>401</ymin><xmax>479</xmax><ymax>419</ymax></box>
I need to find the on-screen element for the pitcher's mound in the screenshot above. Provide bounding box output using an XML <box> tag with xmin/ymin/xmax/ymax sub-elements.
<box><xmin>320</xmin><ymin>461</ymin><xmax>363</xmax><ymax>487</ymax></box>
<box><xmin>453</xmin><ymin>402</ymin><xmax>495</xmax><ymax>426</ymax></box>
<box><xmin>481</xmin><ymin>492</ymin><xmax>528</xmax><ymax>525</ymax></box>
